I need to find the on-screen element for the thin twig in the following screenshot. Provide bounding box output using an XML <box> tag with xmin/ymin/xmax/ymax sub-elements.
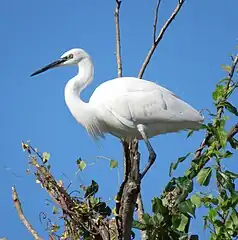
<box><xmin>138</xmin><ymin>0</ymin><xmax>185</xmax><ymax>79</ymax></box>
<box><xmin>217</xmin><ymin>55</ymin><xmax>238</xmax><ymax>119</ymax></box>
<box><xmin>193</xmin><ymin>55</ymin><xmax>238</xmax><ymax>161</ymax></box>
<box><xmin>115</xmin><ymin>0</ymin><xmax>123</xmax><ymax>78</ymax></box>
<box><xmin>12</xmin><ymin>186</ymin><xmax>43</xmax><ymax>240</ymax></box>
<box><xmin>153</xmin><ymin>0</ymin><xmax>162</xmax><ymax>43</ymax></box>
<box><xmin>136</xmin><ymin>192</ymin><xmax>147</xmax><ymax>240</ymax></box>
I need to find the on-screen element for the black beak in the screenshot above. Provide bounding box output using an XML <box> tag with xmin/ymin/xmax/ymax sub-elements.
<box><xmin>30</xmin><ymin>57</ymin><xmax>68</xmax><ymax>77</ymax></box>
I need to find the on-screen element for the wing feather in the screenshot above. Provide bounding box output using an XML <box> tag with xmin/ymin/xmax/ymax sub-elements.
<box><xmin>90</xmin><ymin>77</ymin><xmax>203</xmax><ymax>126</ymax></box>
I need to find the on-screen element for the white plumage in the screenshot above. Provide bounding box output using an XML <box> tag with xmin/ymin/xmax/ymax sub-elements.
<box><xmin>31</xmin><ymin>48</ymin><xmax>204</xmax><ymax>177</ymax></box>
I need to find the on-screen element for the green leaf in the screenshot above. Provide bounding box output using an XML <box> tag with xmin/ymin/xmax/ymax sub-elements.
<box><xmin>230</xmin><ymin>209</ymin><xmax>238</xmax><ymax>226</ymax></box>
<box><xmin>221</xmin><ymin>64</ymin><xmax>232</xmax><ymax>73</ymax></box>
<box><xmin>179</xmin><ymin>199</ymin><xmax>195</xmax><ymax>217</ymax></box>
<box><xmin>224</xmin><ymin>170</ymin><xmax>238</xmax><ymax>179</ymax></box>
<box><xmin>218</xmin><ymin>78</ymin><xmax>229</xmax><ymax>84</ymax></box>
<box><xmin>223</xmin><ymin>150</ymin><xmax>233</xmax><ymax>158</ymax></box>
<box><xmin>51</xmin><ymin>224</ymin><xmax>60</xmax><ymax>233</ymax></box>
<box><xmin>142</xmin><ymin>213</ymin><xmax>153</xmax><ymax>225</ymax></box>
<box><xmin>52</xmin><ymin>206</ymin><xmax>58</xmax><ymax>214</ymax></box>
<box><xmin>200</xmin><ymin>124</ymin><xmax>209</xmax><ymax>130</ymax></box>
<box><xmin>223</xmin><ymin>101</ymin><xmax>238</xmax><ymax>116</ymax></box>
<box><xmin>231</xmin><ymin>191</ymin><xmax>238</xmax><ymax>206</ymax></box>
<box><xmin>214</xmin><ymin>124</ymin><xmax>227</xmax><ymax>148</ymax></box>
<box><xmin>229</xmin><ymin>137</ymin><xmax>238</xmax><ymax>149</ymax></box>
<box><xmin>197</xmin><ymin>167</ymin><xmax>212</xmax><ymax>186</ymax></box>
<box><xmin>110</xmin><ymin>159</ymin><xmax>118</xmax><ymax>169</ymax></box>
<box><xmin>208</xmin><ymin>208</ymin><xmax>217</xmax><ymax>222</ymax></box>
<box><xmin>169</xmin><ymin>153</ymin><xmax>191</xmax><ymax>176</ymax></box>
<box><xmin>77</xmin><ymin>159</ymin><xmax>86</xmax><ymax>171</ymax></box>
<box><xmin>42</xmin><ymin>152</ymin><xmax>50</xmax><ymax>164</ymax></box>
<box><xmin>93</xmin><ymin>201</ymin><xmax>111</xmax><ymax>217</ymax></box>
<box><xmin>217</xmin><ymin>171</ymin><xmax>234</xmax><ymax>193</ymax></box>
<box><xmin>189</xmin><ymin>236</ymin><xmax>199</xmax><ymax>240</ymax></box>
<box><xmin>177</xmin><ymin>214</ymin><xmax>189</xmax><ymax>232</ymax></box>
<box><xmin>212</xmin><ymin>85</ymin><xmax>225</xmax><ymax>101</ymax></box>
<box><xmin>190</xmin><ymin>195</ymin><xmax>202</xmax><ymax>208</ymax></box>
<box><xmin>132</xmin><ymin>220</ymin><xmax>147</xmax><ymax>230</ymax></box>
<box><xmin>152</xmin><ymin>197</ymin><xmax>167</xmax><ymax>214</ymax></box>
<box><xmin>131</xmin><ymin>231</ymin><xmax>135</xmax><ymax>239</ymax></box>
<box><xmin>186</xmin><ymin>130</ymin><xmax>194</xmax><ymax>138</ymax></box>
<box><xmin>85</xmin><ymin>180</ymin><xmax>99</xmax><ymax>198</ymax></box>
<box><xmin>152</xmin><ymin>213</ymin><xmax>164</xmax><ymax>224</ymax></box>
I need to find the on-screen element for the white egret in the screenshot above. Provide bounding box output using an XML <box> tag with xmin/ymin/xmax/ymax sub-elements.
<box><xmin>31</xmin><ymin>48</ymin><xmax>204</xmax><ymax>178</ymax></box>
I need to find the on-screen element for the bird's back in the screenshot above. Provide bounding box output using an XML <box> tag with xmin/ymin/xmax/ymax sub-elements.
<box><xmin>89</xmin><ymin>77</ymin><xmax>203</xmax><ymax>138</ymax></box>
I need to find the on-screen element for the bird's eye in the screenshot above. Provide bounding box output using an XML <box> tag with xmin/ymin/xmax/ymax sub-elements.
<box><xmin>68</xmin><ymin>54</ymin><xmax>74</xmax><ymax>59</ymax></box>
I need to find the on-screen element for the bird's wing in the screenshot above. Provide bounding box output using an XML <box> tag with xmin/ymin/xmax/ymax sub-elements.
<box><xmin>90</xmin><ymin>77</ymin><xmax>203</xmax><ymax>126</ymax></box>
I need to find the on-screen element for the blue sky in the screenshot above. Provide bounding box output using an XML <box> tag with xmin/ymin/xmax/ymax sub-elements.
<box><xmin>1</xmin><ymin>0</ymin><xmax>237</xmax><ymax>239</ymax></box>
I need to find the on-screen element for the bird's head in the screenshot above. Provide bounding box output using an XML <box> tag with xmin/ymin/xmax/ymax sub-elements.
<box><xmin>30</xmin><ymin>48</ymin><xmax>89</xmax><ymax>77</ymax></box>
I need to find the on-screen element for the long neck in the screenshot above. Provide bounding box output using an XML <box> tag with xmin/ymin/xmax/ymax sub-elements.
<box><xmin>64</xmin><ymin>56</ymin><xmax>94</xmax><ymax>127</ymax></box>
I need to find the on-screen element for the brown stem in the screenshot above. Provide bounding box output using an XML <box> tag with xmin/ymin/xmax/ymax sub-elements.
<box><xmin>115</xmin><ymin>0</ymin><xmax>123</xmax><ymax>78</ymax></box>
<box><xmin>138</xmin><ymin>0</ymin><xmax>185</xmax><ymax>79</ymax></box>
<box><xmin>114</xmin><ymin>1</ymin><xmax>141</xmax><ymax>239</ymax></box>
<box><xmin>136</xmin><ymin>192</ymin><xmax>147</xmax><ymax>240</ymax></box>
<box><xmin>120</xmin><ymin>139</ymin><xmax>140</xmax><ymax>240</ymax></box>
<box><xmin>153</xmin><ymin>0</ymin><xmax>162</xmax><ymax>43</ymax></box>
<box><xmin>12</xmin><ymin>186</ymin><xmax>43</xmax><ymax>240</ymax></box>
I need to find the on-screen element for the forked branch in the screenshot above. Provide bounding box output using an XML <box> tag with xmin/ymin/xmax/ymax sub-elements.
<box><xmin>153</xmin><ymin>0</ymin><xmax>162</xmax><ymax>43</ymax></box>
<box><xmin>138</xmin><ymin>0</ymin><xmax>185</xmax><ymax>79</ymax></box>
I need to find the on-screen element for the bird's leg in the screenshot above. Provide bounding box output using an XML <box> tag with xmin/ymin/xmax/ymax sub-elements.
<box><xmin>137</xmin><ymin>125</ymin><xmax>157</xmax><ymax>179</ymax></box>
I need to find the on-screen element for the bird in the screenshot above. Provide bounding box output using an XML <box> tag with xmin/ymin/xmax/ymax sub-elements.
<box><xmin>31</xmin><ymin>48</ymin><xmax>204</xmax><ymax>178</ymax></box>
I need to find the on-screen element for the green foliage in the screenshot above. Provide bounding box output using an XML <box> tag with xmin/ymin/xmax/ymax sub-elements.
<box><xmin>190</xmin><ymin>194</ymin><xmax>202</xmax><ymax>208</ymax></box>
<box><xmin>110</xmin><ymin>159</ymin><xmax>118</xmax><ymax>169</ymax></box>
<box><xmin>178</xmin><ymin>200</ymin><xmax>195</xmax><ymax>217</ymax></box>
<box><xmin>223</xmin><ymin>101</ymin><xmax>238</xmax><ymax>116</ymax></box>
<box><xmin>197</xmin><ymin>167</ymin><xmax>212</xmax><ymax>186</ymax></box>
<box><xmin>76</xmin><ymin>158</ymin><xmax>87</xmax><ymax>171</ymax></box>
<box><xmin>85</xmin><ymin>180</ymin><xmax>99</xmax><ymax>198</ymax></box>
<box><xmin>212</xmin><ymin>84</ymin><xmax>226</xmax><ymax>101</ymax></box>
<box><xmin>169</xmin><ymin>153</ymin><xmax>191</xmax><ymax>176</ymax></box>
<box><xmin>42</xmin><ymin>152</ymin><xmax>50</xmax><ymax>163</ymax></box>
<box><xmin>142</xmin><ymin>54</ymin><xmax>238</xmax><ymax>240</ymax></box>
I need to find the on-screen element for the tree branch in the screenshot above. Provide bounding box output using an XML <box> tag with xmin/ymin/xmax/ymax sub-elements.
<box><xmin>21</xmin><ymin>143</ymin><xmax>110</xmax><ymax>240</ymax></box>
<box><xmin>136</xmin><ymin>192</ymin><xmax>147</xmax><ymax>240</ymax></box>
<box><xmin>193</xmin><ymin>55</ymin><xmax>238</xmax><ymax>162</ymax></box>
<box><xmin>138</xmin><ymin>0</ymin><xmax>185</xmax><ymax>79</ymax></box>
<box><xmin>188</xmin><ymin>55</ymin><xmax>238</xmax><ymax>179</ymax></box>
<box><xmin>153</xmin><ymin>0</ymin><xmax>162</xmax><ymax>43</ymax></box>
<box><xmin>120</xmin><ymin>139</ymin><xmax>140</xmax><ymax>240</ymax></box>
<box><xmin>114</xmin><ymin>1</ymin><xmax>142</xmax><ymax>239</ymax></box>
<box><xmin>12</xmin><ymin>186</ymin><xmax>43</xmax><ymax>240</ymax></box>
<box><xmin>115</xmin><ymin>0</ymin><xmax>123</xmax><ymax>78</ymax></box>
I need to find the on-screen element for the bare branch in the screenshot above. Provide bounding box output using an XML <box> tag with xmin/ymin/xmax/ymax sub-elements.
<box><xmin>138</xmin><ymin>0</ymin><xmax>185</xmax><ymax>79</ymax></box>
<box><xmin>114</xmin><ymin>2</ymin><xmax>141</xmax><ymax>239</ymax></box>
<box><xmin>12</xmin><ymin>186</ymin><xmax>43</xmax><ymax>240</ymax></box>
<box><xmin>115</xmin><ymin>0</ymin><xmax>123</xmax><ymax>77</ymax></box>
<box><xmin>136</xmin><ymin>192</ymin><xmax>147</xmax><ymax>240</ymax></box>
<box><xmin>153</xmin><ymin>0</ymin><xmax>162</xmax><ymax>43</ymax></box>
<box><xmin>120</xmin><ymin>139</ymin><xmax>140</xmax><ymax>240</ymax></box>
